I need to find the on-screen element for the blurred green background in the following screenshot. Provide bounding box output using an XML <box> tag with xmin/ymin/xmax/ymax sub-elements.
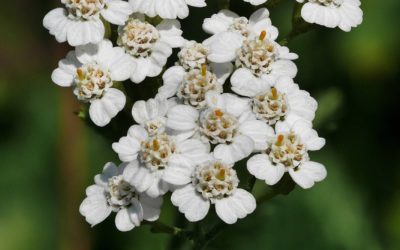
<box><xmin>0</xmin><ymin>0</ymin><xmax>399</xmax><ymax>249</ymax></box>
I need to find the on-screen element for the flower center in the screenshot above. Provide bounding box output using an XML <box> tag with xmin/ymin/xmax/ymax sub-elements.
<box><xmin>118</xmin><ymin>18</ymin><xmax>160</xmax><ymax>58</ymax></box>
<box><xmin>193</xmin><ymin>161</ymin><xmax>239</xmax><ymax>202</ymax></box>
<box><xmin>200</xmin><ymin>109</ymin><xmax>239</xmax><ymax>144</ymax></box>
<box><xmin>178</xmin><ymin>66</ymin><xmax>222</xmax><ymax>109</ymax></box>
<box><xmin>140</xmin><ymin>133</ymin><xmax>176</xmax><ymax>172</ymax></box>
<box><xmin>144</xmin><ymin>118</ymin><xmax>166</xmax><ymax>136</ymax></box>
<box><xmin>253</xmin><ymin>87</ymin><xmax>288</xmax><ymax>125</ymax></box>
<box><xmin>106</xmin><ymin>175</ymin><xmax>136</xmax><ymax>211</ymax></box>
<box><xmin>178</xmin><ymin>42</ymin><xmax>209</xmax><ymax>70</ymax></box>
<box><xmin>265</xmin><ymin>132</ymin><xmax>309</xmax><ymax>169</ymax></box>
<box><xmin>73</xmin><ymin>63</ymin><xmax>112</xmax><ymax>102</ymax></box>
<box><xmin>62</xmin><ymin>0</ymin><xmax>105</xmax><ymax>20</ymax></box>
<box><xmin>236</xmin><ymin>31</ymin><xmax>278</xmax><ymax>77</ymax></box>
<box><xmin>308</xmin><ymin>0</ymin><xmax>343</xmax><ymax>7</ymax></box>
<box><xmin>228</xmin><ymin>17</ymin><xmax>250</xmax><ymax>37</ymax></box>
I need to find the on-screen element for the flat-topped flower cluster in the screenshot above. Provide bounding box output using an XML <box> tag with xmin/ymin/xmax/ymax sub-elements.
<box><xmin>44</xmin><ymin>0</ymin><xmax>363</xmax><ymax>231</ymax></box>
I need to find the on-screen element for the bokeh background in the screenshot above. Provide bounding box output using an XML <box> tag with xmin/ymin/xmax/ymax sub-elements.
<box><xmin>1</xmin><ymin>0</ymin><xmax>399</xmax><ymax>249</ymax></box>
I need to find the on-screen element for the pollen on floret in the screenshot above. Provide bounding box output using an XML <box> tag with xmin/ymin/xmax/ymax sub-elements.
<box><xmin>214</xmin><ymin>109</ymin><xmax>224</xmax><ymax>117</ymax></box>
<box><xmin>259</xmin><ymin>30</ymin><xmax>267</xmax><ymax>41</ymax></box>
<box><xmin>201</xmin><ymin>64</ymin><xmax>207</xmax><ymax>77</ymax></box>
<box><xmin>77</xmin><ymin>68</ymin><xmax>84</xmax><ymax>80</ymax></box>
<box><xmin>271</xmin><ymin>87</ymin><xmax>278</xmax><ymax>99</ymax></box>
<box><xmin>276</xmin><ymin>134</ymin><xmax>284</xmax><ymax>146</ymax></box>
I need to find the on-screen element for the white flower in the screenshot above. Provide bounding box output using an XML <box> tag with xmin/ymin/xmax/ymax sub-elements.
<box><xmin>51</xmin><ymin>39</ymin><xmax>134</xmax><ymax>127</ymax></box>
<box><xmin>79</xmin><ymin>162</ymin><xmax>162</xmax><ymax>231</ymax></box>
<box><xmin>296</xmin><ymin>0</ymin><xmax>363</xmax><ymax>31</ymax></box>
<box><xmin>243</xmin><ymin>0</ymin><xmax>268</xmax><ymax>6</ymax></box>
<box><xmin>129</xmin><ymin>0</ymin><xmax>206</xmax><ymax>19</ymax></box>
<box><xmin>158</xmin><ymin>63</ymin><xmax>232</xmax><ymax>109</ymax></box>
<box><xmin>231</xmin><ymin>72</ymin><xmax>317</xmax><ymax>125</ymax></box>
<box><xmin>117</xmin><ymin>14</ymin><xmax>184</xmax><ymax>83</ymax></box>
<box><xmin>167</xmin><ymin>91</ymin><xmax>273</xmax><ymax>164</ymax></box>
<box><xmin>247</xmin><ymin>120</ymin><xmax>327</xmax><ymax>189</ymax></box>
<box><xmin>112</xmin><ymin>125</ymin><xmax>210</xmax><ymax>197</ymax></box>
<box><xmin>163</xmin><ymin>156</ymin><xmax>256</xmax><ymax>224</ymax></box>
<box><xmin>43</xmin><ymin>0</ymin><xmax>133</xmax><ymax>46</ymax></box>
<box><xmin>203</xmin><ymin>8</ymin><xmax>278</xmax><ymax>41</ymax></box>
<box><xmin>204</xmin><ymin>31</ymin><xmax>298</xmax><ymax>83</ymax></box>
<box><xmin>132</xmin><ymin>98</ymin><xmax>176</xmax><ymax>136</ymax></box>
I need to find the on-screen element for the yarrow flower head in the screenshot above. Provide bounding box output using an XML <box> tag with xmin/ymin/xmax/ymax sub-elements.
<box><xmin>158</xmin><ymin>63</ymin><xmax>232</xmax><ymax>109</ymax></box>
<box><xmin>51</xmin><ymin>40</ymin><xmax>135</xmax><ymax>127</ymax></box>
<box><xmin>204</xmin><ymin>30</ymin><xmax>298</xmax><ymax>83</ymax></box>
<box><xmin>163</xmin><ymin>155</ymin><xmax>256</xmax><ymax>224</ymax></box>
<box><xmin>43</xmin><ymin>0</ymin><xmax>134</xmax><ymax>46</ymax></box>
<box><xmin>296</xmin><ymin>0</ymin><xmax>363</xmax><ymax>31</ymax></box>
<box><xmin>79</xmin><ymin>162</ymin><xmax>162</xmax><ymax>231</ymax></box>
<box><xmin>167</xmin><ymin>91</ymin><xmax>273</xmax><ymax>163</ymax></box>
<box><xmin>231</xmin><ymin>73</ymin><xmax>317</xmax><ymax>125</ymax></box>
<box><xmin>112</xmin><ymin>123</ymin><xmax>210</xmax><ymax>197</ymax></box>
<box><xmin>247</xmin><ymin>120</ymin><xmax>327</xmax><ymax>189</ymax></box>
<box><xmin>203</xmin><ymin>8</ymin><xmax>278</xmax><ymax>41</ymax></box>
<box><xmin>117</xmin><ymin>14</ymin><xmax>184</xmax><ymax>83</ymax></box>
<box><xmin>129</xmin><ymin>0</ymin><xmax>206</xmax><ymax>19</ymax></box>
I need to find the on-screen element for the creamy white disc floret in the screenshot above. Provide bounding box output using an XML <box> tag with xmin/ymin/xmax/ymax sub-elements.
<box><xmin>51</xmin><ymin>39</ymin><xmax>135</xmax><ymax>127</ymax></box>
<box><xmin>296</xmin><ymin>0</ymin><xmax>363</xmax><ymax>31</ymax></box>
<box><xmin>167</xmin><ymin>91</ymin><xmax>274</xmax><ymax>164</ymax></box>
<box><xmin>247</xmin><ymin>120</ymin><xmax>327</xmax><ymax>189</ymax></box>
<box><xmin>163</xmin><ymin>156</ymin><xmax>256</xmax><ymax>224</ymax></box>
<box><xmin>129</xmin><ymin>0</ymin><xmax>207</xmax><ymax>19</ymax></box>
<box><xmin>112</xmin><ymin>125</ymin><xmax>210</xmax><ymax>197</ymax></box>
<box><xmin>79</xmin><ymin>162</ymin><xmax>163</xmax><ymax>231</ymax></box>
<box><xmin>43</xmin><ymin>0</ymin><xmax>134</xmax><ymax>46</ymax></box>
<box><xmin>117</xmin><ymin>14</ymin><xmax>185</xmax><ymax>83</ymax></box>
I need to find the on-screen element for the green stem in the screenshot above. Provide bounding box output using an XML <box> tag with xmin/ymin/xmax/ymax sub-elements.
<box><xmin>143</xmin><ymin>221</ymin><xmax>191</xmax><ymax>238</ymax></box>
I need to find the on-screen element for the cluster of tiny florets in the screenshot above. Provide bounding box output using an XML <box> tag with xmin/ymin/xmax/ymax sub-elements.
<box><xmin>44</xmin><ymin>0</ymin><xmax>362</xmax><ymax>232</ymax></box>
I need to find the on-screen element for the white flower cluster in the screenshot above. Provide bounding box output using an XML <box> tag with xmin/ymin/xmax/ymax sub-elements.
<box><xmin>43</xmin><ymin>0</ymin><xmax>362</xmax><ymax>231</ymax></box>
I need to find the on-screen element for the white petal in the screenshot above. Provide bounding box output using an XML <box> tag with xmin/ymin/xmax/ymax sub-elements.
<box><xmin>115</xmin><ymin>202</ymin><xmax>143</xmax><ymax>232</ymax></box>
<box><xmin>147</xmin><ymin>42</ymin><xmax>172</xmax><ymax>77</ymax></box>
<box><xmin>101</xmin><ymin>0</ymin><xmax>133</xmax><ymax>25</ymax></box>
<box><xmin>94</xmin><ymin>162</ymin><xmax>119</xmax><ymax>186</ymax></box>
<box><xmin>171</xmin><ymin>185</ymin><xmax>210</xmax><ymax>222</ymax></box>
<box><xmin>216</xmin><ymin>189</ymin><xmax>256</xmax><ymax>224</ymax></box>
<box><xmin>204</xmin><ymin>32</ymin><xmax>243</xmax><ymax>63</ymax></box>
<box><xmin>89</xmin><ymin>88</ymin><xmax>126</xmax><ymax>127</ymax></box>
<box><xmin>185</xmin><ymin>0</ymin><xmax>206</xmax><ymax>7</ymax></box>
<box><xmin>157</xmin><ymin>19</ymin><xmax>184</xmax><ymax>48</ymax></box>
<box><xmin>51</xmin><ymin>51</ymin><xmax>80</xmax><ymax>87</ymax></box>
<box><xmin>239</xmin><ymin>121</ymin><xmax>274</xmax><ymax>150</ymax></box>
<box><xmin>112</xmin><ymin>126</ymin><xmax>146</xmax><ymax>162</ymax></box>
<box><xmin>159</xmin><ymin>66</ymin><xmax>186</xmax><ymax>99</ymax></box>
<box><xmin>210</xmin><ymin>62</ymin><xmax>233</xmax><ymax>84</ymax></box>
<box><xmin>202</xmin><ymin>9</ymin><xmax>238</xmax><ymax>34</ymax></box>
<box><xmin>140</xmin><ymin>195</ymin><xmax>163</xmax><ymax>221</ymax></box>
<box><xmin>231</xmin><ymin>68</ymin><xmax>270</xmax><ymax>97</ymax></box>
<box><xmin>130</xmin><ymin>58</ymin><xmax>150</xmax><ymax>83</ymax></box>
<box><xmin>43</xmin><ymin>8</ymin><xmax>70</xmax><ymax>43</ymax></box>
<box><xmin>289</xmin><ymin>161</ymin><xmax>327</xmax><ymax>189</ymax></box>
<box><xmin>167</xmin><ymin>105</ymin><xmax>199</xmax><ymax>131</ymax></box>
<box><xmin>146</xmin><ymin>177</ymin><xmax>169</xmax><ymax>198</ymax></box>
<box><xmin>162</xmin><ymin>162</ymin><xmax>193</xmax><ymax>186</ymax></box>
<box><xmin>176</xmin><ymin>139</ymin><xmax>210</xmax><ymax>164</ymax></box>
<box><xmin>123</xmin><ymin>163</ymin><xmax>155</xmax><ymax>193</ymax></box>
<box><xmin>269</xmin><ymin>60</ymin><xmax>298</xmax><ymax>81</ymax></box>
<box><xmin>214</xmin><ymin>135</ymin><xmax>254</xmax><ymax>164</ymax></box>
<box><xmin>67</xmin><ymin>19</ymin><xmax>104</xmax><ymax>46</ymax></box>
<box><xmin>247</xmin><ymin>154</ymin><xmax>285</xmax><ymax>185</ymax></box>
<box><xmin>243</xmin><ymin>0</ymin><xmax>267</xmax><ymax>6</ymax></box>
<box><xmin>79</xmin><ymin>194</ymin><xmax>111</xmax><ymax>226</ymax></box>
